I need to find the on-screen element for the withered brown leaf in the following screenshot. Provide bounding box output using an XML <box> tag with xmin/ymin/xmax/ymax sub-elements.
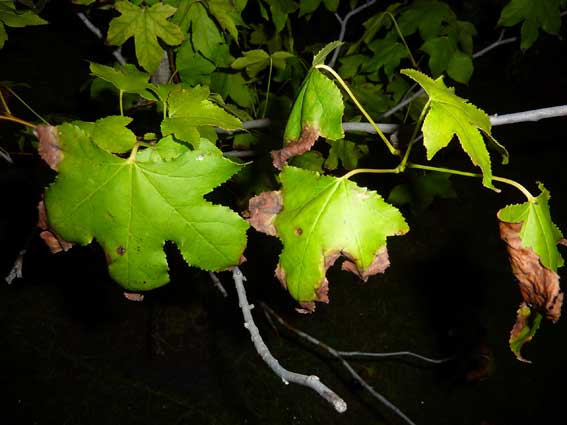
<box><xmin>271</xmin><ymin>126</ymin><xmax>319</xmax><ymax>170</ymax></box>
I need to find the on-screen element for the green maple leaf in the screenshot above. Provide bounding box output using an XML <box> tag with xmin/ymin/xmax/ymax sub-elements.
<box><xmin>231</xmin><ymin>49</ymin><xmax>294</xmax><ymax>77</ymax></box>
<box><xmin>398</xmin><ymin>0</ymin><xmax>454</xmax><ymax>39</ymax></box>
<box><xmin>401</xmin><ymin>69</ymin><xmax>509</xmax><ymax>190</ymax></box>
<box><xmin>498</xmin><ymin>183</ymin><xmax>564</xmax><ymax>271</ymax></box>
<box><xmin>107</xmin><ymin>1</ymin><xmax>184</xmax><ymax>73</ymax></box>
<box><xmin>498</xmin><ymin>0</ymin><xmax>565</xmax><ymax>49</ymax></box>
<box><xmin>44</xmin><ymin>123</ymin><xmax>248</xmax><ymax>291</ymax></box>
<box><xmin>89</xmin><ymin>62</ymin><xmax>151</xmax><ymax>95</ymax></box>
<box><xmin>273</xmin><ymin>167</ymin><xmax>409</xmax><ymax>303</ymax></box>
<box><xmin>0</xmin><ymin>1</ymin><xmax>47</xmax><ymax>49</ymax></box>
<box><xmin>363</xmin><ymin>37</ymin><xmax>409</xmax><ymax>80</ymax></box>
<box><xmin>161</xmin><ymin>85</ymin><xmax>242</xmax><ymax>145</ymax></box>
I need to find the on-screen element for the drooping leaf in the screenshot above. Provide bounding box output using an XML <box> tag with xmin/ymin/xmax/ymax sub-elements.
<box><xmin>161</xmin><ymin>86</ymin><xmax>242</xmax><ymax>145</ymax></box>
<box><xmin>498</xmin><ymin>183</ymin><xmax>565</xmax><ymax>360</ymax></box>
<box><xmin>39</xmin><ymin>123</ymin><xmax>248</xmax><ymax>291</ymax></box>
<box><xmin>107</xmin><ymin>1</ymin><xmax>184</xmax><ymax>73</ymax></box>
<box><xmin>401</xmin><ymin>69</ymin><xmax>509</xmax><ymax>190</ymax></box>
<box><xmin>247</xmin><ymin>167</ymin><xmax>409</xmax><ymax>310</ymax></box>
<box><xmin>89</xmin><ymin>62</ymin><xmax>151</xmax><ymax>97</ymax></box>
<box><xmin>272</xmin><ymin>69</ymin><xmax>344</xmax><ymax>169</ymax></box>
<box><xmin>498</xmin><ymin>0</ymin><xmax>564</xmax><ymax>49</ymax></box>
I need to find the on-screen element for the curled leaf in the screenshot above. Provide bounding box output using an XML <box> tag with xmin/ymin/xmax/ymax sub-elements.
<box><xmin>245</xmin><ymin>191</ymin><xmax>283</xmax><ymax>237</ymax></box>
<box><xmin>35</xmin><ymin>125</ymin><xmax>62</xmax><ymax>171</ymax></box>
<box><xmin>271</xmin><ymin>126</ymin><xmax>319</xmax><ymax>170</ymax></box>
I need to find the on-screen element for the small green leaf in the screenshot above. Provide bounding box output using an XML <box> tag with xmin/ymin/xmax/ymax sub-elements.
<box><xmin>312</xmin><ymin>40</ymin><xmax>343</xmax><ymax>66</ymax></box>
<box><xmin>284</xmin><ymin>69</ymin><xmax>344</xmax><ymax>143</ymax></box>
<box><xmin>398</xmin><ymin>0</ymin><xmax>454</xmax><ymax>39</ymax></box>
<box><xmin>325</xmin><ymin>139</ymin><xmax>369</xmax><ymax>170</ymax></box>
<box><xmin>107</xmin><ymin>1</ymin><xmax>184</xmax><ymax>73</ymax></box>
<box><xmin>498</xmin><ymin>183</ymin><xmax>564</xmax><ymax>271</ymax></box>
<box><xmin>89</xmin><ymin>62</ymin><xmax>150</xmax><ymax>95</ymax></box>
<box><xmin>0</xmin><ymin>2</ymin><xmax>47</xmax><ymax>28</ymax></box>
<box><xmin>363</xmin><ymin>38</ymin><xmax>409</xmax><ymax>79</ymax></box>
<box><xmin>273</xmin><ymin>167</ymin><xmax>409</xmax><ymax>303</ymax></box>
<box><xmin>231</xmin><ymin>49</ymin><xmax>270</xmax><ymax>76</ymax></box>
<box><xmin>161</xmin><ymin>86</ymin><xmax>242</xmax><ymax>144</ymax></box>
<box><xmin>498</xmin><ymin>0</ymin><xmax>563</xmax><ymax>49</ymax></box>
<box><xmin>261</xmin><ymin>0</ymin><xmax>297</xmax><ymax>32</ymax></box>
<box><xmin>91</xmin><ymin>116</ymin><xmax>137</xmax><ymax>154</ymax></box>
<box><xmin>210</xmin><ymin>72</ymin><xmax>256</xmax><ymax>108</ymax></box>
<box><xmin>289</xmin><ymin>151</ymin><xmax>325</xmax><ymax>172</ymax></box>
<box><xmin>401</xmin><ymin>69</ymin><xmax>508</xmax><ymax>190</ymax></box>
<box><xmin>44</xmin><ymin>123</ymin><xmax>248</xmax><ymax>290</ymax></box>
<box><xmin>447</xmin><ymin>49</ymin><xmax>473</xmax><ymax>84</ymax></box>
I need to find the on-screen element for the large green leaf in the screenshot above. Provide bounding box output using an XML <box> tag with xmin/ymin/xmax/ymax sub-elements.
<box><xmin>401</xmin><ymin>69</ymin><xmax>509</xmax><ymax>190</ymax></box>
<box><xmin>251</xmin><ymin>167</ymin><xmax>409</xmax><ymax>306</ymax></box>
<box><xmin>107</xmin><ymin>1</ymin><xmax>184</xmax><ymax>73</ymax></box>
<box><xmin>498</xmin><ymin>0</ymin><xmax>564</xmax><ymax>49</ymax></box>
<box><xmin>161</xmin><ymin>86</ymin><xmax>242</xmax><ymax>145</ymax></box>
<box><xmin>42</xmin><ymin>123</ymin><xmax>248</xmax><ymax>290</ymax></box>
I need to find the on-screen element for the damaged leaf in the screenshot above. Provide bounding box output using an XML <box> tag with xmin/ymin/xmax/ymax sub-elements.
<box><xmin>401</xmin><ymin>69</ymin><xmax>509</xmax><ymax>190</ymax></box>
<box><xmin>498</xmin><ymin>183</ymin><xmax>565</xmax><ymax>360</ymax></box>
<box><xmin>509</xmin><ymin>303</ymin><xmax>543</xmax><ymax>362</ymax></box>
<box><xmin>272</xmin><ymin>69</ymin><xmax>344</xmax><ymax>169</ymax></box>
<box><xmin>248</xmin><ymin>167</ymin><xmax>408</xmax><ymax>310</ymax></box>
<box><xmin>39</xmin><ymin>123</ymin><xmax>249</xmax><ymax>291</ymax></box>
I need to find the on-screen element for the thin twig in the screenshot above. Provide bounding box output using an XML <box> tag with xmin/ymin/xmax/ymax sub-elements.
<box><xmin>76</xmin><ymin>12</ymin><xmax>127</xmax><ymax>65</ymax></box>
<box><xmin>329</xmin><ymin>0</ymin><xmax>378</xmax><ymax>67</ymax></box>
<box><xmin>208</xmin><ymin>272</ymin><xmax>228</xmax><ymax>297</ymax></box>
<box><xmin>5</xmin><ymin>248</ymin><xmax>26</xmax><ymax>284</ymax></box>
<box><xmin>261</xmin><ymin>302</ymin><xmax>418</xmax><ymax>425</ymax></box>
<box><xmin>337</xmin><ymin>350</ymin><xmax>452</xmax><ymax>365</ymax></box>
<box><xmin>231</xmin><ymin>267</ymin><xmax>347</xmax><ymax>413</ymax></box>
<box><xmin>381</xmin><ymin>34</ymin><xmax>518</xmax><ymax>119</ymax></box>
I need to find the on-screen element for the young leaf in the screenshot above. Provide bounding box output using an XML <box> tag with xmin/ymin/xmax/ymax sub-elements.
<box><xmin>161</xmin><ymin>86</ymin><xmax>242</xmax><ymax>145</ymax></box>
<box><xmin>89</xmin><ymin>62</ymin><xmax>151</xmax><ymax>96</ymax></box>
<box><xmin>247</xmin><ymin>167</ymin><xmax>409</xmax><ymax>311</ymax></box>
<box><xmin>312</xmin><ymin>40</ymin><xmax>343</xmax><ymax>66</ymax></box>
<box><xmin>498</xmin><ymin>183</ymin><xmax>565</xmax><ymax>360</ymax></box>
<box><xmin>89</xmin><ymin>116</ymin><xmax>138</xmax><ymax>154</ymax></box>
<box><xmin>39</xmin><ymin>123</ymin><xmax>249</xmax><ymax>291</ymax></box>
<box><xmin>401</xmin><ymin>69</ymin><xmax>509</xmax><ymax>190</ymax></box>
<box><xmin>498</xmin><ymin>0</ymin><xmax>564</xmax><ymax>49</ymax></box>
<box><xmin>107</xmin><ymin>1</ymin><xmax>184</xmax><ymax>73</ymax></box>
<box><xmin>272</xmin><ymin>69</ymin><xmax>344</xmax><ymax>169</ymax></box>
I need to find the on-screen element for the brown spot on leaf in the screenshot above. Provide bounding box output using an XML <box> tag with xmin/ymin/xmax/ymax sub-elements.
<box><xmin>245</xmin><ymin>191</ymin><xmax>283</xmax><ymax>236</ymax></box>
<box><xmin>116</xmin><ymin>246</ymin><xmax>126</xmax><ymax>256</ymax></box>
<box><xmin>295</xmin><ymin>227</ymin><xmax>303</xmax><ymax>236</ymax></box>
<box><xmin>499</xmin><ymin>221</ymin><xmax>563</xmax><ymax>322</ymax></box>
<box><xmin>271</xmin><ymin>126</ymin><xmax>320</xmax><ymax>170</ymax></box>
<box><xmin>342</xmin><ymin>247</ymin><xmax>390</xmax><ymax>281</ymax></box>
<box><xmin>37</xmin><ymin>200</ymin><xmax>73</xmax><ymax>253</ymax></box>
<box><xmin>35</xmin><ymin>125</ymin><xmax>62</xmax><ymax>171</ymax></box>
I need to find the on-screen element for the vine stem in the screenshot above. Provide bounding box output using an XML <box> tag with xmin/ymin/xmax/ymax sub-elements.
<box><xmin>315</xmin><ymin>64</ymin><xmax>399</xmax><ymax>156</ymax></box>
<box><xmin>0</xmin><ymin>115</ymin><xmax>36</xmax><ymax>129</ymax></box>
<box><xmin>231</xmin><ymin>267</ymin><xmax>347</xmax><ymax>413</ymax></box>
<box><xmin>261</xmin><ymin>58</ymin><xmax>273</xmax><ymax>119</ymax></box>
<box><xmin>407</xmin><ymin>163</ymin><xmax>535</xmax><ymax>201</ymax></box>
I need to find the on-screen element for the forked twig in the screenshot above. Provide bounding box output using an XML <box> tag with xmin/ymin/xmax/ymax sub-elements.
<box><xmin>231</xmin><ymin>267</ymin><xmax>347</xmax><ymax>413</ymax></box>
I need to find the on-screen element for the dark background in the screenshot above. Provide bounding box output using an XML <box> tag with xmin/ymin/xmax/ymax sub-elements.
<box><xmin>1</xmin><ymin>1</ymin><xmax>567</xmax><ymax>425</ymax></box>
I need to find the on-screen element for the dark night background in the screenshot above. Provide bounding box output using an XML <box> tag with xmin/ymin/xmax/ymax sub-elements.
<box><xmin>1</xmin><ymin>1</ymin><xmax>567</xmax><ymax>425</ymax></box>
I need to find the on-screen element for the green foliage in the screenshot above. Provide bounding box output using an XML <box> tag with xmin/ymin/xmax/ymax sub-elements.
<box><xmin>0</xmin><ymin>1</ymin><xmax>47</xmax><ymax>49</ymax></box>
<box><xmin>107</xmin><ymin>1</ymin><xmax>184</xmax><ymax>73</ymax></box>
<box><xmin>273</xmin><ymin>167</ymin><xmax>409</xmax><ymax>303</ymax></box>
<box><xmin>388</xmin><ymin>173</ymin><xmax>457</xmax><ymax>213</ymax></box>
<box><xmin>498</xmin><ymin>0</ymin><xmax>566</xmax><ymax>49</ymax></box>
<box><xmin>45</xmin><ymin>123</ymin><xmax>248</xmax><ymax>290</ymax></box>
<box><xmin>401</xmin><ymin>69</ymin><xmax>508</xmax><ymax>190</ymax></box>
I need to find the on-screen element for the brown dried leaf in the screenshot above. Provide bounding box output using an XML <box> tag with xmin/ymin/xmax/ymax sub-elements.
<box><xmin>499</xmin><ymin>221</ymin><xmax>563</xmax><ymax>321</ymax></box>
<box><xmin>245</xmin><ymin>191</ymin><xmax>283</xmax><ymax>236</ymax></box>
<box><xmin>34</xmin><ymin>125</ymin><xmax>62</xmax><ymax>171</ymax></box>
<box><xmin>37</xmin><ymin>200</ymin><xmax>73</xmax><ymax>254</ymax></box>
<box><xmin>271</xmin><ymin>126</ymin><xmax>319</xmax><ymax>170</ymax></box>
<box><xmin>342</xmin><ymin>247</ymin><xmax>390</xmax><ymax>281</ymax></box>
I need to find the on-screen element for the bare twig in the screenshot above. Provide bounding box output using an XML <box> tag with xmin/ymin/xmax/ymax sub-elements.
<box><xmin>208</xmin><ymin>272</ymin><xmax>228</xmax><ymax>297</ymax></box>
<box><xmin>76</xmin><ymin>12</ymin><xmax>127</xmax><ymax>65</ymax></box>
<box><xmin>231</xmin><ymin>267</ymin><xmax>347</xmax><ymax>413</ymax></box>
<box><xmin>381</xmin><ymin>33</ymin><xmax>518</xmax><ymax>119</ymax></box>
<box><xmin>261</xmin><ymin>302</ymin><xmax>419</xmax><ymax>425</ymax></box>
<box><xmin>489</xmin><ymin>105</ymin><xmax>567</xmax><ymax>126</ymax></box>
<box><xmin>5</xmin><ymin>248</ymin><xmax>26</xmax><ymax>284</ymax></box>
<box><xmin>337</xmin><ymin>350</ymin><xmax>452</xmax><ymax>365</ymax></box>
<box><xmin>329</xmin><ymin>0</ymin><xmax>378</xmax><ymax>67</ymax></box>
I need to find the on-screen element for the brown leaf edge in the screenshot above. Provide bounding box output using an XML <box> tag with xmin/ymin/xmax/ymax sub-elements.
<box><xmin>34</xmin><ymin>124</ymin><xmax>62</xmax><ymax>171</ymax></box>
<box><xmin>499</xmin><ymin>220</ymin><xmax>564</xmax><ymax>361</ymax></box>
<box><xmin>37</xmin><ymin>200</ymin><xmax>73</xmax><ymax>254</ymax></box>
<box><xmin>271</xmin><ymin>126</ymin><xmax>319</xmax><ymax>170</ymax></box>
<box><xmin>245</xmin><ymin>191</ymin><xmax>283</xmax><ymax>236</ymax></box>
